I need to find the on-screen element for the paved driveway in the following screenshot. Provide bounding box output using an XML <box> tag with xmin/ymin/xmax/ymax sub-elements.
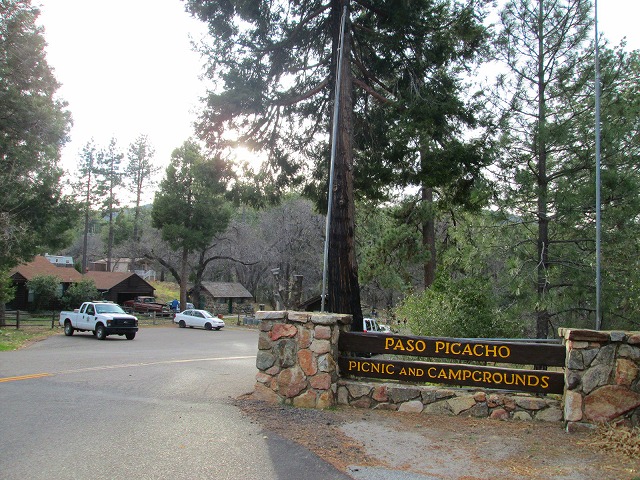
<box><xmin>0</xmin><ymin>327</ymin><xmax>351</xmax><ymax>480</ymax></box>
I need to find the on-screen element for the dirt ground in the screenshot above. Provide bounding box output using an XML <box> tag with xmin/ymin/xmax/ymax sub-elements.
<box><xmin>234</xmin><ymin>395</ymin><xmax>639</xmax><ymax>480</ymax></box>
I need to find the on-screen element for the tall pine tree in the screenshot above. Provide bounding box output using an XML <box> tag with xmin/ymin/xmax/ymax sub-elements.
<box><xmin>152</xmin><ymin>139</ymin><xmax>233</xmax><ymax>310</ymax></box>
<box><xmin>186</xmin><ymin>0</ymin><xmax>489</xmax><ymax>328</ymax></box>
<box><xmin>493</xmin><ymin>0</ymin><xmax>592</xmax><ymax>338</ymax></box>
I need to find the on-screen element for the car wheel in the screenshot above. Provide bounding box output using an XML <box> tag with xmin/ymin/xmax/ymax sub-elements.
<box><xmin>125</xmin><ymin>332</ymin><xmax>136</xmax><ymax>340</ymax></box>
<box><xmin>204</xmin><ymin>322</ymin><xmax>212</xmax><ymax>330</ymax></box>
<box><xmin>64</xmin><ymin>321</ymin><xmax>74</xmax><ymax>336</ymax></box>
<box><xmin>214</xmin><ymin>327</ymin><xmax>222</xmax><ymax>331</ymax></box>
<box><xmin>178</xmin><ymin>320</ymin><xmax>186</xmax><ymax>328</ymax></box>
<box><xmin>95</xmin><ymin>324</ymin><xmax>107</xmax><ymax>340</ymax></box>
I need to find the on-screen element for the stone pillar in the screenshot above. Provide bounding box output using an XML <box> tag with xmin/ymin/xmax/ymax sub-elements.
<box><xmin>561</xmin><ymin>328</ymin><xmax>640</xmax><ymax>431</ymax></box>
<box><xmin>253</xmin><ymin>310</ymin><xmax>352</xmax><ymax>408</ymax></box>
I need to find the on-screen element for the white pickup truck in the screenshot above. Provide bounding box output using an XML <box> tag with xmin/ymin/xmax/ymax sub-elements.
<box><xmin>59</xmin><ymin>301</ymin><xmax>139</xmax><ymax>340</ymax></box>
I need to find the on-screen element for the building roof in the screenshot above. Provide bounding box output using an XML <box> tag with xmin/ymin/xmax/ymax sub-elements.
<box><xmin>83</xmin><ymin>271</ymin><xmax>153</xmax><ymax>291</ymax></box>
<box><xmin>44</xmin><ymin>254</ymin><xmax>74</xmax><ymax>266</ymax></box>
<box><xmin>10</xmin><ymin>256</ymin><xmax>84</xmax><ymax>283</ymax></box>
<box><xmin>196</xmin><ymin>282</ymin><xmax>253</xmax><ymax>299</ymax></box>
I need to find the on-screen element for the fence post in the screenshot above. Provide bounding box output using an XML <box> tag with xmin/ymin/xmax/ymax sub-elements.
<box><xmin>51</xmin><ymin>310</ymin><xmax>55</xmax><ymax>329</ymax></box>
<box><xmin>16</xmin><ymin>310</ymin><xmax>20</xmax><ymax>330</ymax></box>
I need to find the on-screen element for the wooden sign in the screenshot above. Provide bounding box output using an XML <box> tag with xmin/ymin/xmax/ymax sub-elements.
<box><xmin>338</xmin><ymin>356</ymin><xmax>565</xmax><ymax>394</ymax></box>
<box><xmin>339</xmin><ymin>332</ymin><xmax>566</xmax><ymax>367</ymax></box>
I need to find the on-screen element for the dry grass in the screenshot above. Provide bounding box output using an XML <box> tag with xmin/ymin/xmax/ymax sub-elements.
<box><xmin>589</xmin><ymin>424</ymin><xmax>640</xmax><ymax>460</ymax></box>
<box><xmin>149</xmin><ymin>281</ymin><xmax>180</xmax><ymax>303</ymax></box>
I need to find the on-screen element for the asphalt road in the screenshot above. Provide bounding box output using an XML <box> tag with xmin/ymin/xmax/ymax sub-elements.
<box><xmin>0</xmin><ymin>326</ymin><xmax>352</xmax><ymax>480</ymax></box>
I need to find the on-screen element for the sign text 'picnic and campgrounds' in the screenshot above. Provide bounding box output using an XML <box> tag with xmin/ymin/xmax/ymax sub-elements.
<box><xmin>338</xmin><ymin>333</ymin><xmax>566</xmax><ymax>394</ymax></box>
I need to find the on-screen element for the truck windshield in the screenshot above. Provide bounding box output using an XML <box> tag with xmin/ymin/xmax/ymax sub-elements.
<box><xmin>95</xmin><ymin>304</ymin><xmax>126</xmax><ymax>314</ymax></box>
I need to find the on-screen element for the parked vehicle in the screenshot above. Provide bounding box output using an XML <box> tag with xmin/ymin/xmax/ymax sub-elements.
<box><xmin>363</xmin><ymin>317</ymin><xmax>382</xmax><ymax>333</ymax></box>
<box><xmin>174</xmin><ymin>309</ymin><xmax>225</xmax><ymax>331</ymax></box>
<box><xmin>123</xmin><ymin>296</ymin><xmax>168</xmax><ymax>314</ymax></box>
<box><xmin>59</xmin><ymin>302</ymin><xmax>138</xmax><ymax>340</ymax></box>
<box><xmin>166</xmin><ymin>300</ymin><xmax>195</xmax><ymax>312</ymax></box>
<box><xmin>378</xmin><ymin>324</ymin><xmax>392</xmax><ymax>333</ymax></box>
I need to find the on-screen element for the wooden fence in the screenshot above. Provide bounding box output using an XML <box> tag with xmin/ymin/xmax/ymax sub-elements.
<box><xmin>1</xmin><ymin>311</ymin><xmax>175</xmax><ymax>329</ymax></box>
<box><xmin>1</xmin><ymin>311</ymin><xmax>58</xmax><ymax>329</ymax></box>
<box><xmin>338</xmin><ymin>332</ymin><xmax>566</xmax><ymax>394</ymax></box>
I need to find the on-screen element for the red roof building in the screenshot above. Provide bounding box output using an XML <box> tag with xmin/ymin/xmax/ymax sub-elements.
<box><xmin>9</xmin><ymin>256</ymin><xmax>84</xmax><ymax>310</ymax></box>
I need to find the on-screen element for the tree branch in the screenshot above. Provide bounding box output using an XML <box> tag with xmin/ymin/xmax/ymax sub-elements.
<box><xmin>274</xmin><ymin>78</ymin><xmax>330</xmax><ymax>106</ymax></box>
<box><xmin>353</xmin><ymin>77</ymin><xmax>394</xmax><ymax>105</ymax></box>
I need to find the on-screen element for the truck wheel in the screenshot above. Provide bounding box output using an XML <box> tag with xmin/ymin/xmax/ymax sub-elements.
<box><xmin>64</xmin><ymin>321</ymin><xmax>74</xmax><ymax>336</ymax></box>
<box><xmin>178</xmin><ymin>320</ymin><xmax>186</xmax><ymax>328</ymax></box>
<box><xmin>125</xmin><ymin>332</ymin><xmax>136</xmax><ymax>340</ymax></box>
<box><xmin>95</xmin><ymin>324</ymin><xmax>107</xmax><ymax>340</ymax></box>
<box><xmin>204</xmin><ymin>322</ymin><xmax>212</xmax><ymax>330</ymax></box>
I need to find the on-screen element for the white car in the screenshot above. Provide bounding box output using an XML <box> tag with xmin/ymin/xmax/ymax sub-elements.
<box><xmin>174</xmin><ymin>309</ymin><xmax>225</xmax><ymax>331</ymax></box>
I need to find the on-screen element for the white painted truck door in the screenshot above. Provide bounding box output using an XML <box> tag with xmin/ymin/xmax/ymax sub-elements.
<box><xmin>78</xmin><ymin>303</ymin><xmax>94</xmax><ymax>330</ymax></box>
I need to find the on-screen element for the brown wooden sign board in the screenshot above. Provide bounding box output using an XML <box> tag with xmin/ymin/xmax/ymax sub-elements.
<box><xmin>339</xmin><ymin>332</ymin><xmax>566</xmax><ymax>367</ymax></box>
<box><xmin>338</xmin><ymin>356</ymin><xmax>565</xmax><ymax>394</ymax></box>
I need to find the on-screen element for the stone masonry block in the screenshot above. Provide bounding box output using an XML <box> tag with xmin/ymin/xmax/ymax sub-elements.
<box><xmin>314</xmin><ymin>325</ymin><xmax>332</xmax><ymax>340</ymax></box>
<box><xmin>298</xmin><ymin>349</ymin><xmax>317</xmax><ymax>376</ymax></box>
<box><xmin>287</xmin><ymin>312</ymin><xmax>312</xmax><ymax>323</ymax></box>
<box><xmin>310</xmin><ymin>339</ymin><xmax>331</xmax><ymax>355</ymax></box>
<box><xmin>258</xmin><ymin>331</ymin><xmax>272</xmax><ymax>350</ymax></box>
<box><xmin>270</xmin><ymin>323</ymin><xmax>297</xmax><ymax>340</ymax></box>
<box><xmin>564</xmin><ymin>390</ymin><xmax>583</xmax><ymax>422</ymax></box>
<box><xmin>584</xmin><ymin>385</ymin><xmax>640</xmax><ymax>423</ymax></box>
<box><xmin>447</xmin><ymin>396</ymin><xmax>476</xmax><ymax>415</ymax></box>
<box><xmin>388</xmin><ymin>386</ymin><xmax>420</xmax><ymax>404</ymax></box>
<box><xmin>256</xmin><ymin>311</ymin><xmax>287</xmax><ymax>321</ymax></box>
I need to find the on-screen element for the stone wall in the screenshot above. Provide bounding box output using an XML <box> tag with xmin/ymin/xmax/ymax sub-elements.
<box><xmin>561</xmin><ymin>328</ymin><xmax>640</xmax><ymax>431</ymax></box>
<box><xmin>253</xmin><ymin>313</ymin><xmax>640</xmax><ymax>429</ymax></box>
<box><xmin>253</xmin><ymin>310</ymin><xmax>352</xmax><ymax>408</ymax></box>
<box><xmin>336</xmin><ymin>380</ymin><xmax>563</xmax><ymax>421</ymax></box>
<box><xmin>201</xmin><ymin>299</ymin><xmax>254</xmax><ymax>316</ymax></box>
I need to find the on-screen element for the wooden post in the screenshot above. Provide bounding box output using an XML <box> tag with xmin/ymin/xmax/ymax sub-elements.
<box><xmin>16</xmin><ymin>310</ymin><xmax>20</xmax><ymax>330</ymax></box>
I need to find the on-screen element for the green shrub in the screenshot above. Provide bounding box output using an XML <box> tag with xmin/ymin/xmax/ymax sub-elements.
<box><xmin>26</xmin><ymin>275</ymin><xmax>60</xmax><ymax>311</ymax></box>
<box><xmin>61</xmin><ymin>279</ymin><xmax>101</xmax><ymax>309</ymax></box>
<box><xmin>395</xmin><ymin>276</ymin><xmax>521</xmax><ymax>339</ymax></box>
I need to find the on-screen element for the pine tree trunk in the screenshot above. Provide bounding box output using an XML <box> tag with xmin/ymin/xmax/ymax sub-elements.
<box><xmin>422</xmin><ymin>186</ymin><xmax>436</xmax><ymax>289</ymax></box>
<box><xmin>327</xmin><ymin>0</ymin><xmax>363</xmax><ymax>330</ymax></box>
<box><xmin>180</xmin><ymin>247</ymin><xmax>189</xmax><ymax>311</ymax></box>
<box><xmin>107</xmin><ymin>209</ymin><xmax>114</xmax><ymax>272</ymax></box>
<box><xmin>536</xmin><ymin>0</ymin><xmax>550</xmax><ymax>339</ymax></box>
<box><xmin>82</xmin><ymin>180</ymin><xmax>90</xmax><ymax>273</ymax></box>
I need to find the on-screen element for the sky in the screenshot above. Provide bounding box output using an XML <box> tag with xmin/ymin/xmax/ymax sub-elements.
<box><xmin>36</xmin><ymin>0</ymin><xmax>640</xmax><ymax>187</ymax></box>
<box><xmin>36</xmin><ymin>0</ymin><xmax>209</xmax><ymax>182</ymax></box>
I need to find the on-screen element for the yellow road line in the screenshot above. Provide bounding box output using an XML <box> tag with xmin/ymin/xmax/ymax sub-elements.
<box><xmin>0</xmin><ymin>373</ymin><xmax>53</xmax><ymax>383</ymax></box>
<box><xmin>0</xmin><ymin>355</ymin><xmax>256</xmax><ymax>382</ymax></box>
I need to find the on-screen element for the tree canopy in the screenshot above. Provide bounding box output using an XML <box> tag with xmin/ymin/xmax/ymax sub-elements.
<box><xmin>152</xmin><ymin>139</ymin><xmax>234</xmax><ymax>309</ymax></box>
<box><xmin>0</xmin><ymin>0</ymin><xmax>77</xmax><ymax>271</ymax></box>
<box><xmin>186</xmin><ymin>0</ymin><xmax>490</xmax><ymax>326</ymax></box>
